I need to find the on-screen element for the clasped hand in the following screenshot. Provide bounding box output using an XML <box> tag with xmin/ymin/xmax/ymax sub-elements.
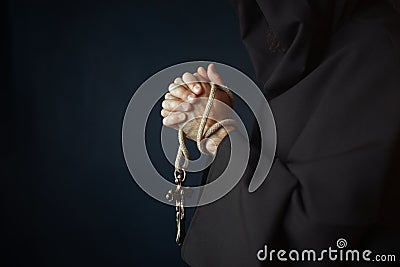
<box><xmin>161</xmin><ymin>64</ymin><xmax>235</xmax><ymax>154</ymax></box>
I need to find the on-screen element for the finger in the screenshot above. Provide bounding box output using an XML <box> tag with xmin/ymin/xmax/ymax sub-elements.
<box><xmin>174</xmin><ymin>77</ymin><xmax>184</xmax><ymax>85</ymax></box>
<box><xmin>194</xmin><ymin>73</ymin><xmax>210</xmax><ymax>93</ymax></box>
<box><xmin>164</xmin><ymin>93</ymin><xmax>178</xmax><ymax>100</ymax></box>
<box><xmin>174</xmin><ymin>77</ymin><xmax>189</xmax><ymax>89</ymax></box>
<box><xmin>194</xmin><ymin>72</ymin><xmax>208</xmax><ymax>83</ymax></box>
<box><xmin>207</xmin><ymin>63</ymin><xmax>224</xmax><ymax>85</ymax></box>
<box><xmin>197</xmin><ymin>66</ymin><xmax>209</xmax><ymax>81</ymax></box>
<box><xmin>174</xmin><ymin>77</ymin><xmax>191</xmax><ymax>92</ymax></box>
<box><xmin>162</xmin><ymin>99</ymin><xmax>191</xmax><ymax>112</ymax></box>
<box><xmin>161</xmin><ymin>109</ymin><xmax>170</xmax><ymax>117</ymax></box>
<box><xmin>163</xmin><ymin>112</ymin><xmax>187</xmax><ymax>126</ymax></box>
<box><xmin>182</xmin><ymin>72</ymin><xmax>203</xmax><ymax>95</ymax></box>
<box><xmin>168</xmin><ymin>83</ymin><xmax>196</xmax><ymax>102</ymax></box>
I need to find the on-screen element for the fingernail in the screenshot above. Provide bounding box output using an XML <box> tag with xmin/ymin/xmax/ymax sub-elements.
<box><xmin>188</xmin><ymin>94</ymin><xmax>195</xmax><ymax>101</ymax></box>
<box><xmin>193</xmin><ymin>84</ymin><xmax>201</xmax><ymax>93</ymax></box>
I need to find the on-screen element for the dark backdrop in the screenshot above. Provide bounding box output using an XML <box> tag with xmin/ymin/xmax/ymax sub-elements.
<box><xmin>3</xmin><ymin>0</ymin><xmax>255</xmax><ymax>266</ymax></box>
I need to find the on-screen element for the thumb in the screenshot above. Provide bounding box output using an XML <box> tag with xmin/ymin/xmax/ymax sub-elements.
<box><xmin>207</xmin><ymin>64</ymin><xmax>224</xmax><ymax>86</ymax></box>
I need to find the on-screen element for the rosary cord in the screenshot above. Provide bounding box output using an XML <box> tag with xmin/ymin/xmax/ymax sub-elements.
<box><xmin>174</xmin><ymin>82</ymin><xmax>236</xmax><ymax>171</ymax></box>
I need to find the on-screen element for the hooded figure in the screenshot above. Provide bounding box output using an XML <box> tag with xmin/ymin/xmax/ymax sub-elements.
<box><xmin>181</xmin><ymin>0</ymin><xmax>400</xmax><ymax>266</ymax></box>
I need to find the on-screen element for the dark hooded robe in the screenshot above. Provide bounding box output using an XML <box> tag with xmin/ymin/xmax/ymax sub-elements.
<box><xmin>181</xmin><ymin>0</ymin><xmax>400</xmax><ymax>266</ymax></box>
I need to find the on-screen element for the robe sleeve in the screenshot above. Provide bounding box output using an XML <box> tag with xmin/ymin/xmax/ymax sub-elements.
<box><xmin>181</xmin><ymin>7</ymin><xmax>400</xmax><ymax>266</ymax></box>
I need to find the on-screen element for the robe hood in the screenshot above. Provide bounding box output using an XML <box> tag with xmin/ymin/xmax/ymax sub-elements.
<box><xmin>229</xmin><ymin>0</ymin><xmax>381</xmax><ymax>98</ymax></box>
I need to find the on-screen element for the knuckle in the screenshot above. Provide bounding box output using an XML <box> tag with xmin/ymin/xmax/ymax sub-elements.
<box><xmin>162</xmin><ymin>100</ymin><xmax>170</xmax><ymax>110</ymax></box>
<box><xmin>161</xmin><ymin>109</ymin><xmax>168</xmax><ymax>117</ymax></box>
<box><xmin>169</xmin><ymin>86</ymin><xmax>180</xmax><ymax>94</ymax></box>
<box><xmin>168</xmin><ymin>83</ymin><xmax>178</xmax><ymax>91</ymax></box>
<box><xmin>182</xmin><ymin>72</ymin><xmax>193</xmax><ymax>82</ymax></box>
<box><xmin>174</xmin><ymin>78</ymin><xmax>182</xmax><ymax>84</ymax></box>
<box><xmin>171</xmin><ymin>87</ymin><xmax>187</xmax><ymax>99</ymax></box>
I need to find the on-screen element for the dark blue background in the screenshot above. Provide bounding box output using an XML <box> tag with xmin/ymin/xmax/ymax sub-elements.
<box><xmin>3</xmin><ymin>0</ymin><xmax>255</xmax><ymax>266</ymax></box>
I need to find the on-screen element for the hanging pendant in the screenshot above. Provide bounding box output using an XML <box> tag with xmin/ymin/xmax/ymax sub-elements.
<box><xmin>166</xmin><ymin>169</ymin><xmax>186</xmax><ymax>246</ymax></box>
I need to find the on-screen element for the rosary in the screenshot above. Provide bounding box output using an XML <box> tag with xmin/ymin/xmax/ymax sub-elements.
<box><xmin>166</xmin><ymin>82</ymin><xmax>236</xmax><ymax>246</ymax></box>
